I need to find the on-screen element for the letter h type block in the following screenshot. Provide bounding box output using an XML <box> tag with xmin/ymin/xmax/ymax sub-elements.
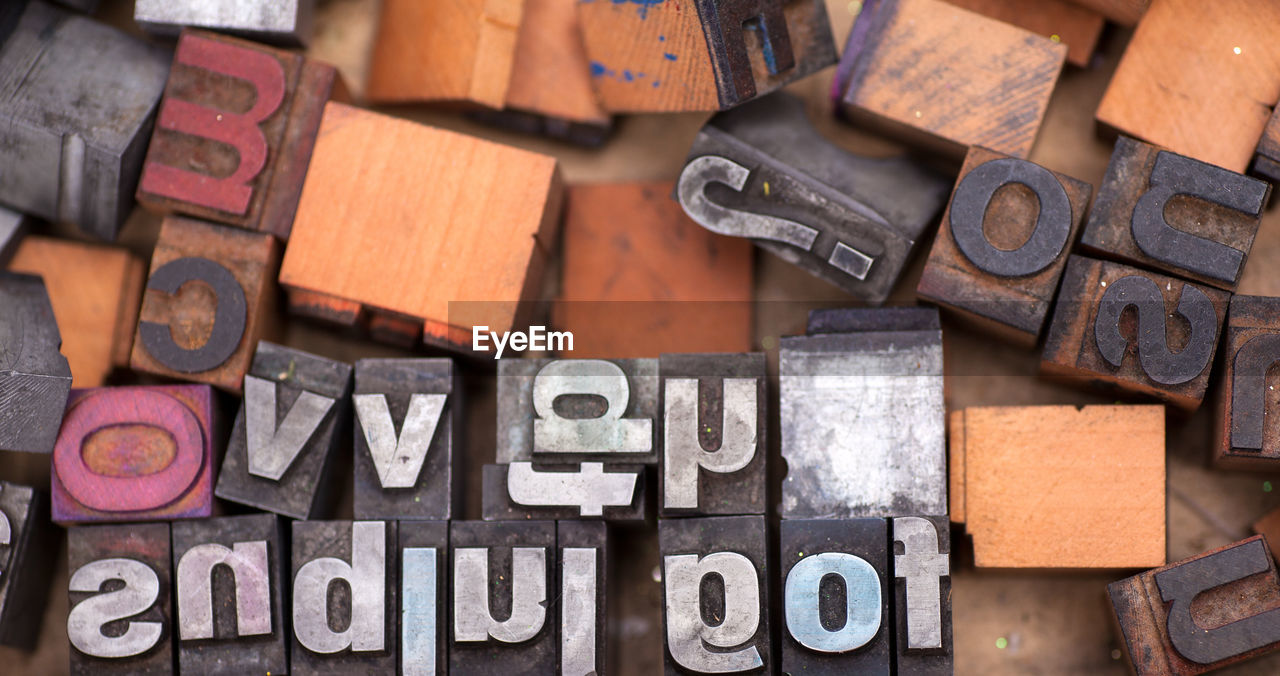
<box><xmin>67</xmin><ymin>523</ymin><xmax>173</xmax><ymax>675</ymax></box>
<box><xmin>1042</xmin><ymin>255</ymin><xmax>1229</xmax><ymax>411</ymax></box>
<box><xmin>136</xmin><ymin>30</ymin><xmax>345</xmax><ymax>239</ymax></box>
<box><xmin>1108</xmin><ymin>535</ymin><xmax>1280</xmax><ymax>674</ymax></box>
<box><xmin>353</xmin><ymin>358</ymin><xmax>461</xmax><ymax>520</ymax></box>
<box><xmin>0</xmin><ymin>482</ymin><xmax>58</xmax><ymax>650</ymax></box>
<box><xmin>215</xmin><ymin>342</ymin><xmax>352</xmax><ymax>520</ymax></box>
<box><xmin>660</xmin><ymin>352</ymin><xmax>766</xmax><ymax>516</ymax></box>
<box><xmin>291</xmin><ymin>520</ymin><xmax>397</xmax><ymax>674</ymax></box>
<box><xmin>1215</xmin><ymin>295</ymin><xmax>1280</xmax><ymax>470</ymax></box>
<box><xmin>172</xmin><ymin>514</ymin><xmax>286</xmax><ymax>675</ymax></box>
<box><xmin>0</xmin><ymin>272</ymin><xmax>72</xmax><ymax>454</ymax></box>
<box><xmin>52</xmin><ymin>385</ymin><xmax>216</xmax><ymax>525</ymax></box>
<box><xmin>660</xmin><ymin>516</ymin><xmax>770</xmax><ymax>675</ymax></box>
<box><xmin>450</xmin><ymin>520</ymin><xmax>557</xmax><ymax>673</ymax></box>
<box><xmin>917</xmin><ymin>146</ymin><xmax>1093</xmax><ymax>346</ymax></box>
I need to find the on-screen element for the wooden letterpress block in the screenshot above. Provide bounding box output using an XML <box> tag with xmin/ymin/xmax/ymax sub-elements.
<box><xmin>679</xmin><ymin>93</ymin><xmax>949</xmax><ymax>304</ymax></box>
<box><xmin>780</xmin><ymin>308</ymin><xmax>946</xmax><ymax>519</ymax></box>
<box><xmin>780</xmin><ymin>519</ymin><xmax>890</xmax><ymax>675</ymax></box>
<box><xmin>553</xmin><ymin>181</ymin><xmax>753</xmax><ymax>359</ymax></box>
<box><xmin>951</xmin><ymin>405</ymin><xmax>1165</xmax><ymax>568</ymax></box>
<box><xmin>0</xmin><ymin>272</ymin><xmax>72</xmax><ymax>454</ymax></box>
<box><xmin>0</xmin><ymin>2</ymin><xmax>169</xmax><ymax>241</ymax></box>
<box><xmin>495</xmin><ymin>358</ymin><xmax>658</xmax><ymax>465</ymax></box>
<box><xmin>215</xmin><ymin>342</ymin><xmax>352</xmax><ymax>520</ymax></box>
<box><xmin>943</xmin><ymin>0</ymin><xmax>1103</xmax><ymax>67</ymax></box>
<box><xmin>659</xmin><ymin>353</ymin><xmax>766</xmax><ymax>517</ymax></box>
<box><xmin>917</xmin><ymin>146</ymin><xmax>1092</xmax><ymax>346</ymax></box>
<box><xmin>559</xmin><ymin>521</ymin><xmax>608</xmax><ymax>676</ymax></box>
<box><xmin>0</xmin><ymin>206</ymin><xmax>28</xmax><ymax>266</ymax></box>
<box><xmin>1097</xmin><ymin>0</ymin><xmax>1280</xmax><ymax>173</ymax></box>
<box><xmin>1214</xmin><ymin>296</ymin><xmax>1280</xmax><ymax>470</ymax></box>
<box><xmin>1254</xmin><ymin>507</ymin><xmax>1280</xmax><ymax>562</ymax></box>
<box><xmin>1064</xmin><ymin>0</ymin><xmax>1148</xmax><ymax>25</ymax></box>
<box><xmin>1108</xmin><ymin>536</ymin><xmax>1280</xmax><ymax>675</ymax></box>
<box><xmin>278</xmin><ymin>102</ymin><xmax>563</xmax><ymax>352</ymax></box>
<box><xmin>892</xmin><ymin>516</ymin><xmax>952</xmax><ymax>675</ymax></box>
<box><xmin>399</xmin><ymin>521</ymin><xmax>449</xmax><ymax>676</ymax></box>
<box><xmin>1254</xmin><ymin>104</ymin><xmax>1280</xmax><ymax>184</ymax></box>
<box><xmin>836</xmin><ymin>0</ymin><xmax>1065</xmax><ymax>159</ymax></box>
<box><xmin>136</xmin><ymin>30</ymin><xmax>344</xmax><ymax>238</ymax></box>
<box><xmin>481</xmin><ymin>462</ymin><xmax>647</xmax><ymax>521</ymax></box>
<box><xmin>291</xmin><ymin>521</ymin><xmax>397</xmax><ymax>674</ymax></box>
<box><xmin>1042</xmin><ymin>256</ymin><xmax>1230</xmax><ymax>410</ymax></box>
<box><xmin>172</xmin><ymin>514</ymin><xmax>286</xmax><ymax>675</ymax></box>
<box><xmin>67</xmin><ymin>523</ymin><xmax>173</xmax><ymax>675</ymax></box>
<box><xmin>449</xmin><ymin>520</ymin><xmax>557</xmax><ymax>673</ymax></box>
<box><xmin>134</xmin><ymin>1</ymin><xmax>317</xmax><ymax>46</ymax></box>
<box><xmin>366</xmin><ymin>0</ymin><xmax>523</xmax><ymax>108</ymax></box>
<box><xmin>8</xmin><ymin>236</ymin><xmax>144</xmax><ymax>386</ymax></box>
<box><xmin>659</xmin><ymin>515</ymin><xmax>770</xmax><ymax>674</ymax></box>
<box><xmin>353</xmin><ymin>359</ymin><xmax>461</xmax><ymax>520</ymax></box>
<box><xmin>576</xmin><ymin>0</ymin><xmax>837</xmax><ymax>112</ymax></box>
<box><xmin>130</xmin><ymin>217</ymin><xmax>279</xmax><ymax>393</ymax></box>
<box><xmin>52</xmin><ymin>385</ymin><xmax>216</xmax><ymax>524</ymax></box>
<box><xmin>0</xmin><ymin>482</ymin><xmax>57</xmax><ymax>650</ymax></box>
<box><xmin>1081</xmin><ymin>137</ymin><xmax>1269</xmax><ymax>291</ymax></box>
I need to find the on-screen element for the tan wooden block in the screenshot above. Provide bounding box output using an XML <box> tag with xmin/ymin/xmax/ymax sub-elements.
<box><xmin>7</xmin><ymin>236</ymin><xmax>143</xmax><ymax>387</ymax></box>
<box><xmin>1096</xmin><ymin>0</ymin><xmax>1280</xmax><ymax>173</ymax></box>
<box><xmin>278</xmin><ymin>102</ymin><xmax>563</xmax><ymax>352</ymax></box>
<box><xmin>954</xmin><ymin>405</ymin><xmax>1166</xmax><ymax>569</ymax></box>
<box><xmin>945</xmin><ymin>0</ymin><xmax>1104</xmax><ymax>67</ymax></box>
<box><xmin>949</xmin><ymin>409</ymin><xmax>966</xmax><ymax>524</ymax></box>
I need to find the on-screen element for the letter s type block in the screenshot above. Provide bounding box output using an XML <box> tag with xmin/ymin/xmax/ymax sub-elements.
<box><xmin>52</xmin><ymin>385</ymin><xmax>216</xmax><ymax>525</ymax></box>
<box><xmin>917</xmin><ymin>146</ymin><xmax>1093</xmax><ymax>347</ymax></box>
<box><xmin>1215</xmin><ymin>296</ymin><xmax>1280</xmax><ymax>471</ymax></box>
<box><xmin>67</xmin><ymin>523</ymin><xmax>173</xmax><ymax>676</ymax></box>
<box><xmin>0</xmin><ymin>481</ymin><xmax>58</xmax><ymax>650</ymax></box>
<box><xmin>0</xmin><ymin>272</ymin><xmax>72</xmax><ymax>454</ymax></box>
<box><xmin>678</xmin><ymin>93</ymin><xmax>949</xmax><ymax>305</ymax></box>
<box><xmin>1042</xmin><ymin>255</ymin><xmax>1229</xmax><ymax>411</ymax></box>
<box><xmin>136</xmin><ymin>30</ymin><xmax>344</xmax><ymax>238</ymax></box>
<box><xmin>1109</xmin><ymin>535</ymin><xmax>1280</xmax><ymax>675</ymax></box>
<box><xmin>1082</xmin><ymin>137</ymin><xmax>1270</xmax><ymax>292</ymax></box>
<box><xmin>0</xmin><ymin>1</ymin><xmax>169</xmax><ymax>241</ymax></box>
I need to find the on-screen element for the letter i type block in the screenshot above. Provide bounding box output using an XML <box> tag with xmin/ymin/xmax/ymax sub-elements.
<box><xmin>291</xmin><ymin>521</ymin><xmax>397</xmax><ymax>674</ymax></box>
<box><xmin>1216</xmin><ymin>296</ymin><xmax>1280</xmax><ymax>470</ymax></box>
<box><xmin>559</xmin><ymin>520</ymin><xmax>608</xmax><ymax>676</ymax></box>
<box><xmin>67</xmin><ymin>523</ymin><xmax>173</xmax><ymax>675</ymax></box>
<box><xmin>137</xmin><ymin>30</ymin><xmax>345</xmax><ymax>239</ymax></box>
<box><xmin>399</xmin><ymin>521</ymin><xmax>448</xmax><ymax>676</ymax></box>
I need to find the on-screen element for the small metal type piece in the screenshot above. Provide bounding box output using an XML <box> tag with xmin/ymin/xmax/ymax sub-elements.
<box><xmin>399</xmin><ymin>521</ymin><xmax>448</xmax><ymax>676</ymax></box>
<box><xmin>137</xmin><ymin>257</ymin><xmax>247</xmax><ymax>374</ymax></box>
<box><xmin>559</xmin><ymin>521</ymin><xmax>607</xmax><ymax>676</ymax></box>
<box><xmin>0</xmin><ymin>272</ymin><xmax>72</xmax><ymax>454</ymax></box>
<box><xmin>482</xmin><ymin>462</ymin><xmax>647</xmax><ymax>521</ymax></box>
<box><xmin>893</xmin><ymin>515</ymin><xmax>953</xmax><ymax>674</ymax></box>
<box><xmin>0</xmin><ymin>482</ymin><xmax>58</xmax><ymax>649</ymax></box>
<box><xmin>134</xmin><ymin>0</ymin><xmax>316</xmax><ymax>46</ymax></box>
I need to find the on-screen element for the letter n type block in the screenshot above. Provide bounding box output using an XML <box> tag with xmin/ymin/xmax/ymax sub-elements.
<box><xmin>0</xmin><ymin>481</ymin><xmax>58</xmax><ymax>649</ymax></box>
<box><xmin>353</xmin><ymin>358</ymin><xmax>461</xmax><ymax>520</ymax></box>
<box><xmin>291</xmin><ymin>521</ymin><xmax>397</xmax><ymax>674</ymax></box>
<box><xmin>130</xmin><ymin>217</ymin><xmax>279</xmax><ymax>393</ymax></box>
<box><xmin>1215</xmin><ymin>296</ymin><xmax>1280</xmax><ymax>470</ymax></box>
<box><xmin>215</xmin><ymin>342</ymin><xmax>352</xmax><ymax>520</ymax></box>
<box><xmin>172</xmin><ymin>514</ymin><xmax>286</xmax><ymax>675</ymax></box>
<box><xmin>1081</xmin><ymin>137</ymin><xmax>1270</xmax><ymax>291</ymax></box>
<box><xmin>137</xmin><ymin>30</ymin><xmax>345</xmax><ymax>238</ymax></box>
<box><xmin>780</xmin><ymin>519</ymin><xmax>889</xmax><ymax>675</ymax></box>
<box><xmin>892</xmin><ymin>516</ymin><xmax>952</xmax><ymax>675</ymax></box>
<box><xmin>660</xmin><ymin>352</ymin><xmax>766</xmax><ymax>516</ymax></box>
<box><xmin>1042</xmin><ymin>255</ymin><xmax>1229</xmax><ymax>411</ymax></box>
<box><xmin>1109</xmin><ymin>535</ymin><xmax>1280</xmax><ymax>675</ymax></box>
<box><xmin>67</xmin><ymin>523</ymin><xmax>173</xmax><ymax>675</ymax></box>
<box><xmin>450</xmin><ymin>520</ymin><xmax>557</xmax><ymax>673</ymax></box>
<box><xmin>0</xmin><ymin>272</ymin><xmax>72</xmax><ymax>453</ymax></box>
<box><xmin>659</xmin><ymin>516</ymin><xmax>770</xmax><ymax>675</ymax></box>
<box><xmin>52</xmin><ymin>385</ymin><xmax>216</xmax><ymax>525</ymax></box>
<box><xmin>399</xmin><ymin>521</ymin><xmax>448</xmax><ymax>676</ymax></box>
<box><xmin>559</xmin><ymin>521</ymin><xmax>608</xmax><ymax>676</ymax></box>
<box><xmin>916</xmin><ymin>146</ymin><xmax>1092</xmax><ymax>347</ymax></box>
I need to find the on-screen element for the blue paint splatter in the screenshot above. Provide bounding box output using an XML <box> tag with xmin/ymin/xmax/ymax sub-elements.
<box><xmin>590</xmin><ymin>61</ymin><xmax>608</xmax><ymax>77</ymax></box>
<box><xmin>610</xmin><ymin>0</ymin><xmax>663</xmax><ymax>19</ymax></box>
<box><xmin>623</xmin><ymin>70</ymin><xmax>634</xmax><ymax>82</ymax></box>
<box><xmin>652</xmin><ymin>80</ymin><xmax>661</xmax><ymax>88</ymax></box>
<box><xmin>659</xmin><ymin>35</ymin><xmax>666</xmax><ymax>42</ymax></box>
<box><xmin>663</xmin><ymin>52</ymin><xmax>678</xmax><ymax>61</ymax></box>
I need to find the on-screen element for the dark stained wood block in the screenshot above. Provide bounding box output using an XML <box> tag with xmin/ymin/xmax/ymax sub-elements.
<box><xmin>1214</xmin><ymin>295</ymin><xmax>1280</xmax><ymax>471</ymax></box>
<box><xmin>944</xmin><ymin>0</ymin><xmax>1103</xmax><ymax>67</ymax></box>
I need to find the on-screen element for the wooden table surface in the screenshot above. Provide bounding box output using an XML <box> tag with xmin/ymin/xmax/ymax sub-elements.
<box><xmin>4</xmin><ymin>1</ymin><xmax>1280</xmax><ymax>673</ymax></box>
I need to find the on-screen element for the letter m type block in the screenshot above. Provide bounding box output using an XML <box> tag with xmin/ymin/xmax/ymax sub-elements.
<box><xmin>137</xmin><ymin>30</ymin><xmax>345</xmax><ymax>239</ymax></box>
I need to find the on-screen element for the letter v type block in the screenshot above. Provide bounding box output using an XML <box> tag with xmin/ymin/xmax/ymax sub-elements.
<box><xmin>215</xmin><ymin>342</ymin><xmax>351</xmax><ymax>519</ymax></box>
<box><xmin>353</xmin><ymin>359</ymin><xmax>460</xmax><ymax>520</ymax></box>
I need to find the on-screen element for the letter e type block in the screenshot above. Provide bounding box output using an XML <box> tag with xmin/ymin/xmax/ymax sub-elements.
<box><xmin>0</xmin><ymin>272</ymin><xmax>72</xmax><ymax>454</ymax></box>
<box><xmin>1214</xmin><ymin>296</ymin><xmax>1280</xmax><ymax>471</ymax></box>
<box><xmin>0</xmin><ymin>481</ymin><xmax>58</xmax><ymax>650</ymax></box>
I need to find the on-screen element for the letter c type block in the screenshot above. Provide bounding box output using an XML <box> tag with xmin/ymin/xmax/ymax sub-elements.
<box><xmin>0</xmin><ymin>272</ymin><xmax>72</xmax><ymax>454</ymax></box>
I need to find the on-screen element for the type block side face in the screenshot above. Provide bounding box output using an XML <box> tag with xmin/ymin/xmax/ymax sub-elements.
<box><xmin>0</xmin><ymin>272</ymin><xmax>72</xmax><ymax>453</ymax></box>
<box><xmin>1215</xmin><ymin>296</ymin><xmax>1280</xmax><ymax>470</ymax></box>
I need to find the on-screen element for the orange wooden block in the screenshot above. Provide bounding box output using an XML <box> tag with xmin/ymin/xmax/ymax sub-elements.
<box><xmin>278</xmin><ymin>102</ymin><xmax>563</xmax><ymax>352</ymax></box>
<box><xmin>836</xmin><ymin>0</ymin><xmax>1066</xmax><ymax>159</ymax></box>
<box><xmin>1096</xmin><ymin>0</ymin><xmax>1280</xmax><ymax>173</ymax></box>
<box><xmin>944</xmin><ymin>0</ymin><xmax>1103</xmax><ymax>67</ymax></box>
<box><xmin>950</xmin><ymin>405</ymin><xmax>1166</xmax><ymax>569</ymax></box>
<box><xmin>552</xmin><ymin>181</ymin><xmax>753</xmax><ymax>359</ymax></box>
<box><xmin>7</xmin><ymin>236</ymin><xmax>143</xmax><ymax>387</ymax></box>
<box><xmin>130</xmin><ymin>216</ymin><xmax>279</xmax><ymax>394</ymax></box>
<box><xmin>365</xmin><ymin>0</ymin><xmax>524</xmax><ymax>108</ymax></box>
<box><xmin>506</xmin><ymin>0</ymin><xmax>608</xmax><ymax>126</ymax></box>
<box><xmin>1065</xmin><ymin>0</ymin><xmax>1149</xmax><ymax>26</ymax></box>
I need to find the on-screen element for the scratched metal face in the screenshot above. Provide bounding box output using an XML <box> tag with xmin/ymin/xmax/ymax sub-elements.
<box><xmin>780</xmin><ymin>331</ymin><xmax>946</xmax><ymax>518</ymax></box>
<box><xmin>134</xmin><ymin>0</ymin><xmax>315</xmax><ymax>46</ymax></box>
<box><xmin>0</xmin><ymin>273</ymin><xmax>72</xmax><ymax>454</ymax></box>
